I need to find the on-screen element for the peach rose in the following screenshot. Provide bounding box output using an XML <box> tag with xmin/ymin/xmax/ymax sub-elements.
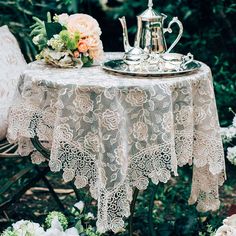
<box><xmin>67</xmin><ymin>14</ymin><xmax>101</xmax><ymax>38</ymax></box>
<box><xmin>78</xmin><ymin>40</ymin><xmax>89</xmax><ymax>53</ymax></box>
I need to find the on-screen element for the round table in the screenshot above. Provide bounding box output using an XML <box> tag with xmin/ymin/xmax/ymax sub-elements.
<box><xmin>7</xmin><ymin>52</ymin><xmax>225</xmax><ymax>234</ymax></box>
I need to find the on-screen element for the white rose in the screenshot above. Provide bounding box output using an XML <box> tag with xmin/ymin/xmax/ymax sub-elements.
<box><xmin>57</xmin><ymin>13</ymin><xmax>69</xmax><ymax>26</ymax></box>
<box><xmin>74</xmin><ymin>201</ymin><xmax>84</xmax><ymax>212</ymax></box>
<box><xmin>215</xmin><ymin>225</ymin><xmax>236</xmax><ymax>236</ymax></box>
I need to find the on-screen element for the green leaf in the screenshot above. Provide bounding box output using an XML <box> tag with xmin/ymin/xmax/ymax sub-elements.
<box><xmin>75</xmin><ymin>220</ymin><xmax>84</xmax><ymax>233</ymax></box>
<box><xmin>66</xmin><ymin>39</ymin><xmax>77</xmax><ymax>50</ymax></box>
<box><xmin>82</xmin><ymin>55</ymin><xmax>93</xmax><ymax>67</ymax></box>
<box><xmin>74</xmin><ymin>31</ymin><xmax>80</xmax><ymax>42</ymax></box>
<box><xmin>45</xmin><ymin>22</ymin><xmax>63</xmax><ymax>40</ymax></box>
<box><xmin>59</xmin><ymin>30</ymin><xmax>70</xmax><ymax>42</ymax></box>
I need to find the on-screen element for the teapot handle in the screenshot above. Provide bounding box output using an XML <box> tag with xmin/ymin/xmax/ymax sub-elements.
<box><xmin>164</xmin><ymin>17</ymin><xmax>183</xmax><ymax>53</ymax></box>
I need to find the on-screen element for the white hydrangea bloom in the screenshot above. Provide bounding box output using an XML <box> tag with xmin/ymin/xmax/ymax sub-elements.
<box><xmin>227</xmin><ymin>146</ymin><xmax>236</xmax><ymax>165</ymax></box>
<box><xmin>233</xmin><ymin>115</ymin><xmax>236</xmax><ymax>128</ymax></box>
<box><xmin>12</xmin><ymin>220</ymin><xmax>45</xmax><ymax>236</ymax></box>
<box><xmin>221</xmin><ymin>126</ymin><xmax>236</xmax><ymax>143</ymax></box>
<box><xmin>47</xmin><ymin>35</ymin><xmax>64</xmax><ymax>51</ymax></box>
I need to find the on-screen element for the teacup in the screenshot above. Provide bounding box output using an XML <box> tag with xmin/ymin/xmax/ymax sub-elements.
<box><xmin>160</xmin><ymin>53</ymin><xmax>194</xmax><ymax>71</ymax></box>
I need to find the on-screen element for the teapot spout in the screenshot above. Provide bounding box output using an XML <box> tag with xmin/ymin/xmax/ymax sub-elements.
<box><xmin>119</xmin><ymin>16</ymin><xmax>132</xmax><ymax>53</ymax></box>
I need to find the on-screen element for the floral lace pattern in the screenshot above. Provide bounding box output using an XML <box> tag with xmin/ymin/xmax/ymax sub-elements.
<box><xmin>0</xmin><ymin>25</ymin><xmax>26</xmax><ymax>140</ymax></box>
<box><xmin>7</xmin><ymin>52</ymin><xmax>225</xmax><ymax>233</ymax></box>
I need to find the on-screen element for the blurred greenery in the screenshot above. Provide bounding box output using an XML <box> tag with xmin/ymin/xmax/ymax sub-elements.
<box><xmin>0</xmin><ymin>0</ymin><xmax>236</xmax><ymax>235</ymax></box>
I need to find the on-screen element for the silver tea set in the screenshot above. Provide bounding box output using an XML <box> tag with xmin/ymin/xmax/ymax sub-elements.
<box><xmin>118</xmin><ymin>0</ymin><xmax>194</xmax><ymax>72</ymax></box>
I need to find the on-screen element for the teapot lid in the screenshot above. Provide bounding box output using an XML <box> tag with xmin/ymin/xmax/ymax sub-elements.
<box><xmin>139</xmin><ymin>0</ymin><xmax>163</xmax><ymax>21</ymax></box>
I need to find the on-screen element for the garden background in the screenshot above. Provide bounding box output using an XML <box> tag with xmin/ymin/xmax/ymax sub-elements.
<box><xmin>0</xmin><ymin>0</ymin><xmax>235</xmax><ymax>235</ymax></box>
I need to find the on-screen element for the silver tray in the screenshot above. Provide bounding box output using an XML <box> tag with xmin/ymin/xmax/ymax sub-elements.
<box><xmin>102</xmin><ymin>59</ymin><xmax>201</xmax><ymax>76</ymax></box>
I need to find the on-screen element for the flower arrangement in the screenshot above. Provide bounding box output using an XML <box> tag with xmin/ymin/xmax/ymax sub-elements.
<box><xmin>221</xmin><ymin>112</ymin><xmax>236</xmax><ymax>166</ymax></box>
<box><xmin>31</xmin><ymin>13</ymin><xmax>104</xmax><ymax>68</ymax></box>
<box><xmin>1</xmin><ymin>202</ymin><xmax>99</xmax><ymax>236</ymax></box>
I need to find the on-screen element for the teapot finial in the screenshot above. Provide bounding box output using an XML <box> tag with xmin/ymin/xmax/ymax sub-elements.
<box><xmin>148</xmin><ymin>0</ymin><xmax>153</xmax><ymax>9</ymax></box>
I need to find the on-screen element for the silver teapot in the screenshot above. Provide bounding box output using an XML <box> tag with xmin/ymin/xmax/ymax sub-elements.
<box><xmin>119</xmin><ymin>0</ymin><xmax>183</xmax><ymax>64</ymax></box>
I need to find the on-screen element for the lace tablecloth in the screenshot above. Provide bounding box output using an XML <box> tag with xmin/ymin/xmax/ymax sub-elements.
<box><xmin>7</xmin><ymin>52</ymin><xmax>225</xmax><ymax>233</ymax></box>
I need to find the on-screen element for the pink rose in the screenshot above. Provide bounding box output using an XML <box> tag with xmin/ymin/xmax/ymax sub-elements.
<box><xmin>73</xmin><ymin>51</ymin><xmax>80</xmax><ymax>58</ymax></box>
